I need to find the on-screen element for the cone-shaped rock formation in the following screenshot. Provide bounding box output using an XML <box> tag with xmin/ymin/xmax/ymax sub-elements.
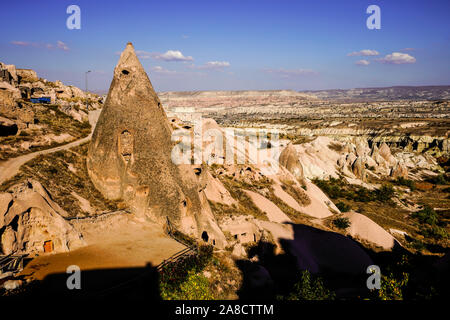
<box><xmin>279</xmin><ymin>143</ymin><xmax>305</xmax><ymax>182</ymax></box>
<box><xmin>87</xmin><ymin>43</ymin><xmax>226</xmax><ymax>248</ymax></box>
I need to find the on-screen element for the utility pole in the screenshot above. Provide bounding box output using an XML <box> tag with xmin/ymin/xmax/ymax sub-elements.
<box><xmin>85</xmin><ymin>70</ymin><xmax>91</xmax><ymax>110</ymax></box>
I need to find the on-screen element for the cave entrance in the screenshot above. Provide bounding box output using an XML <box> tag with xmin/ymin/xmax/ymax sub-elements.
<box><xmin>43</xmin><ymin>240</ymin><xmax>53</xmax><ymax>253</ymax></box>
<box><xmin>201</xmin><ymin>231</ymin><xmax>209</xmax><ymax>243</ymax></box>
<box><xmin>0</xmin><ymin>123</ymin><xmax>18</xmax><ymax>137</ymax></box>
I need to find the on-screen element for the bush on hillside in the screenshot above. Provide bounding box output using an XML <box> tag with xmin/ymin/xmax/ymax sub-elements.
<box><xmin>335</xmin><ymin>201</ymin><xmax>351</xmax><ymax>212</ymax></box>
<box><xmin>394</xmin><ymin>177</ymin><xmax>416</xmax><ymax>191</ymax></box>
<box><xmin>332</xmin><ymin>217</ymin><xmax>351</xmax><ymax>230</ymax></box>
<box><xmin>286</xmin><ymin>270</ymin><xmax>335</xmax><ymax>300</ymax></box>
<box><xmin>412</xmin><ymin>205</ymin><xmax>438</xmax><ymax>226</ymax></box>
<box><xmin>159</xmin><ymin>245</ymin><xmax>213</xmax><ymax>299</ymax></box>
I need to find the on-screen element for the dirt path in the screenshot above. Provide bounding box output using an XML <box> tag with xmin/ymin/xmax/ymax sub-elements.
<box><xmin>0</xmin><ymin>110</ymin><xmax>101</xmax><ymax>184</ymax></box>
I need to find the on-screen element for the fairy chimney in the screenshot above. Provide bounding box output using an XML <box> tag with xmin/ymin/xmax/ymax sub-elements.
<box><xmin>87</xmin><ymin>42</ymin><xmax>226</xmax><ymax>248</ymax></box>
<box><xmin>279</xmin><ymin>143</ymin><xmax>305</xmax><ymax>182</ymax></box>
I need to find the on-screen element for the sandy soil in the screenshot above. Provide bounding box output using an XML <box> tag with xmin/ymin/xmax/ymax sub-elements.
<box><xmin>272</xmin><ymin>183</ymin><xmax>303</xmax><ymax>212</ymax></box>
<box><xmin>342</xmin><ymin>211</ymin><xmax>396</xmax><ymax>250</ymax></box>
<box><xmin>20</xmin><ymin>213</ymin><xmax>185</xmax><ymax>280</ymax></box>
<box><xmin>244</xmin><ymin>190</ymin><xmax>291</xmax><ymax>223</ymax></box>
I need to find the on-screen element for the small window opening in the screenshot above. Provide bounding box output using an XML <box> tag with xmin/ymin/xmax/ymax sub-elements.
<box><xmin>201</xmin><ymin>231</ymin><xmax>209</xmax><ymax>242</ymax></box>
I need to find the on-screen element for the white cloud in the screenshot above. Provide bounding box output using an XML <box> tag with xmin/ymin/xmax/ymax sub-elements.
<box><xmin>204</xmin><ymin>61</ymin><xmax>230</xmax><ymax>68</ymax></box>
<box><xmin>376</xmin><ymin>52</ymin><xmax>416</xmax><ymax>64</ymax></box>
<box><xmin>347</xmin><ymin>49</ymin><xmax>379</xmax><ymax>57</ymax></box>
<box><xmin>11</xmin><ymin>40</ymin><xmax>69</xmax><ymax>51</ymax></box>
<box><xmin>56</xmin><ymin>40</ymin><xmax>69</xmax><ymax>51</ymax></box>
<box><xmin>264</xmin><ymin>68</ymin><xmax>319</xmax><ymax>77</ymax></box>
<box><xmin>135</xmin><ymin>50</ymin><xmax>152</xmax><ymax>59</ymax></box>
<box><xmin>11</xmin><ymin>41</ymin><xmax>32</xmax><ymax>46</ymax></box>
<box><xmin>152</xmin><ymin>50</ymin><xmax>193</xmax><ymax>62</ymax></box>
<box><xmin>190</xmin><ymin>61</ymin><xmax>231</xmax><ymax>70</ymax></box>
<box><xmin>355</xmin><ymin>59</ymin><xmax>370</xmax><ymax>66</ymax></box>
<box><xmin>115</xmin><ymin>49</ymin><xmax>193</xmax><ymax>61</ymax></box>
<box><xmin>151</xmin><ymin>66</ymin><xmax>177</xmax><ymax>75</ymax></box>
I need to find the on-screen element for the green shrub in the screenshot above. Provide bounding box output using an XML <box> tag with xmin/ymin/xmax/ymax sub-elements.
<box><xmin>427</xmin><ymin>174</ymin><xmax>448</xmax><ymax>185</ymax></box>
<box><xmin>420</xmin><ymin>225</ymin><xmax>448</xmax><ymax>240</ymax></box>
<box><xmin>394</xmin><ymin>177</ymin><xmax>416</xmax><ymax>191</ymax></box>
<box><xmin>161</xmin><ymin>270</ymin><xmax>213</xmax><ymax>300</ymax></box>
<box><xmin>408</xmin><ymin>239</ymin><xmax>426</xmax><ymax>252</ymax></box>
<box><xmin>412</xmin><ymin>206</ymin><xmax>438</xmax><ymax>226</ymax></box>
<box><xmin>376</xmin><ymin>184</ymin><xmax>395</xmax><ymax>201</ymax></box>
<box><xmin>379</xmin><ymin>272</ymin><xmax>409</xmax><ymax>300</ymax></box>
<box><xmin>332</xmin><ymin>217</ymin><xmax>351</xmax><ymax>230</ymax></box>
<box><xmin>312</xmin><ymin>178</ymin><xmax>345</xmax><ymax>199</ymax></box>
<box><xmin>353</xmin><ymin>187</ymin><xmax>374</xmax><ymax>202</ymax></box>
<box><xmin>287</xmin><ymin>270</ymin><xmax>335</xmax><ymax>300</ymax></box>
<box><xmin>335</xmin><ymin>201</ymin><xmax>351</xmax><ymax>212</ymax></box>
<box><xmin>159</xmin><ymin>245</ymin><xmax>213</xmax><ymax>300</ymax></box>
<box><xmin>314</xmin><ymin>179</ymin><xmax>396</xmax><ymax>204</ymax></box>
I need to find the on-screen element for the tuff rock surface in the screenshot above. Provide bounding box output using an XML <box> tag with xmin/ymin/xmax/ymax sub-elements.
<box><xmin>87</xmin><ymin>43</ymin><xmax>226</xmax><ymax>248</ymax></box>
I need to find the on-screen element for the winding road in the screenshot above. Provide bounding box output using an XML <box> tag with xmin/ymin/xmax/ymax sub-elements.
<box><xmin>0</xmin><ymin>109</ymin><xmax>101</xmax><ymax>185</ymax></box>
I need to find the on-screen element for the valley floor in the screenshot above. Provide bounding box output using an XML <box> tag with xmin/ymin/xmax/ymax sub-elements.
<box><xmin>20</xmin><ymin>213</ymin><xmax>184</xmax><ymax>281</ymax></box>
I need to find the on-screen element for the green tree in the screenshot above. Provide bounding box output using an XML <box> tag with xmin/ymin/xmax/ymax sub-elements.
<box><xmin>287</xmin><ymin>270</ymin><xmax>335</xmax><ymax>300</ymax></box>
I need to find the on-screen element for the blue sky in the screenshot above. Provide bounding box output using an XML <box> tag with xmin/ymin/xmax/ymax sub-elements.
<box><xmin>1</xmin><ymin>0</ymin><xmax>449</xmax><ymax>93</ymax></box>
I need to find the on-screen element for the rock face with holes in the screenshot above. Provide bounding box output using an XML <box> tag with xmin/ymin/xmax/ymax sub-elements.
<box><xmin>0</xmin><ymin>180</ymin><xmax>85</xmax><ymax>255</ymax></box>
<box><xmin>87</xmin><ymin>42</ymin><xmax>226</xmax><ymax>248</ymax></box>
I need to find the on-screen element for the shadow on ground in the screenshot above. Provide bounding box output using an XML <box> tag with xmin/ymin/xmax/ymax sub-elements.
<box><xmin>6</xmin><ymin>263</ymin><xmax>161</xmax><ymax>300</ymax></box>
<box><xmin>236</xmin><ymin>223</ymin><xmax>450</xmax><ymax>300</ymax></box>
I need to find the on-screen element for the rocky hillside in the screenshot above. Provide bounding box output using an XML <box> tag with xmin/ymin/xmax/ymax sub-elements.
<box><xmin>1</xmin><ymin>50</ymin><xmax>448</xmax><ymax>300</ymax></box>
<box><xmin>0</xmin><ymin>61</ymin><xmax>103</xmax><ymax>160</ymax></box>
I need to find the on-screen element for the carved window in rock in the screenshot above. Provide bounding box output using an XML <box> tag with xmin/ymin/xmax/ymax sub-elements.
<box><xmin>201</xmin><ymin>231</ymin><xmax>209</xmax><ymax>243</ymax></box>
<box><xmin>119</xmin><ymin>130</ymin><xmax>133</xmax><ymax>163</ymax></box>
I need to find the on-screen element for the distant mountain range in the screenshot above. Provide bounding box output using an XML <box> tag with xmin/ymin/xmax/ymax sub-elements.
<box><xmin>93</xmin><ymin>85</ymin><xmax>450</xmax><ymax>102</ymax></box>
<box><xmin>300</xmin><ymin>86</ymin><xmax>450</xmax><ymax>101</ymax></box>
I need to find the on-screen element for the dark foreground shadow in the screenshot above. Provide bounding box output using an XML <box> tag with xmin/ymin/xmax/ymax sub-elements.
<box><xmin>7</xmin><ymin>263</ymin><xmax>161</xmax><ymax>301</ymax></box>
<box><xmin>236</xmin><ymin>223</ymin><xmax>450</xmax><ymax>300</ymax></box>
